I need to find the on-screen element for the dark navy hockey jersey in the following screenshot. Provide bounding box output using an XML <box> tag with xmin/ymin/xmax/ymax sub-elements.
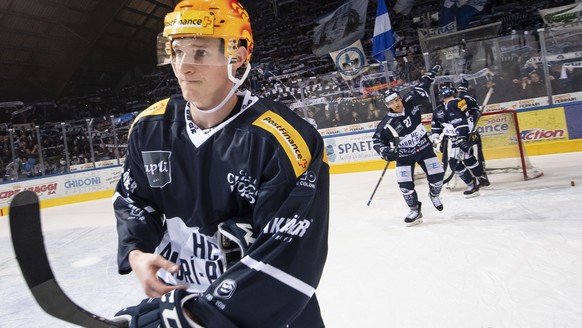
<box><xmin>113</xmin><ymin>90</ymin><xmax>329</xmax><ymax>327</ymax></box>
<box><xmin>372</xmin><ymin>77</ymin><xmax>433</xmax><ymax>159</ymax></box>
<box><xmin>431</xmin><ymin>97</ymin><xmax>471</xmax><ymax>140</ymax></box>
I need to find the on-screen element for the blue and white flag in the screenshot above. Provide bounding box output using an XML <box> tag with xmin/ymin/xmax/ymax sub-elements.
<box><xmin>372</xmin><ymin>0</ymin><xmax>395</xmax><ymax>62</ymax></box>
<box><xmin>439</xmin><ymin>0</ymin><xmax>488</xmax><ymax>29</ymax></box>
<box><xmin>311</xmin><ymin>0</ymin><xmax>368</xmax><ymax>57</ymax></box>
<box><xmin>329</xmin><ymin>39</ymin><xmax>369</xmax><ymax>80</ymax></box>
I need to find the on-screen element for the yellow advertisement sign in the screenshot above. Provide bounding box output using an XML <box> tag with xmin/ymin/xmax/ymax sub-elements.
<box><xmin>518</xmin><ymin>107</ymin><xmax>568</xmax><ymax>143</ymax></box>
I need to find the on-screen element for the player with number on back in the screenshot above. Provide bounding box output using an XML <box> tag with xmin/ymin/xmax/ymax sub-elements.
<box><xmin>112</xmin><ymin>1</ymin><xmax>329</xmax><ymax>327</ymax></box>
<box><xmin>372</xmin><ymin>65</ymin><xmax>445</xmax><ymax>226</ymax></box>
<box><xmin>430</xmin><ymin>85</ymin><xmax>485</xmax><ymax>198</ymax></box>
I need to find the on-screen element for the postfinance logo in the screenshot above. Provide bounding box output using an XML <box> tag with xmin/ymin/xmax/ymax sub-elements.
<box><xmin>254</xmin><ymin>111</ymin><xmax>311</xmax><ymax>177</ymax></box>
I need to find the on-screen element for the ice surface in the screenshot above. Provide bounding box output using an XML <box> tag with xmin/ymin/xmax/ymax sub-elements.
<box><xmin>1</xmin><ymin>152</ymin><xmax>581</xmax><ymax>327</ymax></box>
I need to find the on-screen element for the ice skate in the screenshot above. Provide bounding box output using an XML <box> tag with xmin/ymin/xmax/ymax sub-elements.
<box><xmin>478</xmin><ymin>175</ymin><xmax>490</xmax><ymax>187</ymax></box>
<box><xmin>463</xmin><ymin>179</ymin><xmax>480</xmax><ymax>198</ymax></box>
<box><xmin>429</xmin><ymin>192</ymin><xmax>443</xmax><ymax>211</ymax></box>
<box><xmin>404</xmin><ymin>202</ymin><xmax>423</xmax><ymax>226</ymax></box>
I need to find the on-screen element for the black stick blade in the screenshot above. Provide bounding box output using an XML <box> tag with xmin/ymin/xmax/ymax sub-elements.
<box><xmin>9</xmin><ymin>191</ymin><xmax>128</xmax><ymax>328</ymax></box>
<box><xmin>9</xmin><ymin>190</ymin><xmax>53</xmax><ymax>289</ymax></box>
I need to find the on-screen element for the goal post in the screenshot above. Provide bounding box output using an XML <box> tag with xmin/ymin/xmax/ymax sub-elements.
<box><xmin>476</xmin><ymin>109</ymin><xmax>543</xmax><ymax>180</ymax></box>
<box><xmin>424</xmin><ymin>109</ymin><xmax>543</xmax><ymax>181</ymax></box>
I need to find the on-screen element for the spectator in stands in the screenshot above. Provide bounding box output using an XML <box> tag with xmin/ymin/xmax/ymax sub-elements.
<box><xmin>511</xmin><ymin>74</ymin><xmax>531</xmax><ymax>100</ymax></box>
<box><xmin>561</xmin><ymin>63</ymin><xmax>582</xmax><ymax>93</ymax></box>
<box><xmin>526</xmin><ymin>70</ymin><xmax>547</xmax><ymax>98</ymax></box>
<box><xmin>349</xmin><ymin>108</ymin><xmax>364</xmax><ymax>124</ymax></box>
<box><xmin>4</xmin><ymin>157</ymin><xmax>22</xmax><ymax>180</ymax></box>
<box><xmin>332</xmin><ymin>110</ymin><xmax>343</xmax><ymax>127</ymax></box>
<box><xmin>366</xmin><ymin>101</ymin><xmax>383</xmax><ymax>121</ymax></box>
<box><xmin>318</xmin><ymin>107</ymin><xmax>335</xmax><ymax>129</ymax></box>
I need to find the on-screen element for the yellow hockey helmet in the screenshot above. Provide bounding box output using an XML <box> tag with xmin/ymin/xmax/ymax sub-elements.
<box><xmin>162</xmin><ymin>0</ymin><xmax>254</xmax><ymax>65</ymax></box>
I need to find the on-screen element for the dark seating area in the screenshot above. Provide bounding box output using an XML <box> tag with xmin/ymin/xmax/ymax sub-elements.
<box><xmin>1</xmin><ymin>0</ymin><xmax>579</xmax><ymax>181</ymax></box>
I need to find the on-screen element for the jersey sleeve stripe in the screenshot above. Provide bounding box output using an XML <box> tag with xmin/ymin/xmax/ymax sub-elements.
<box><xmin>253</xmin><ymin>111</ymin><xmax>312</xmax><ymax>178</ymax></box>
<box><xmin>240</xmin><ymin>256</ymin><xmax>315</xmax><ymax>297</ymax></box>
<box><xmin>128</xmin><ymin>98</ymin><xmax>170</xmax><ymax>136</ymax></box>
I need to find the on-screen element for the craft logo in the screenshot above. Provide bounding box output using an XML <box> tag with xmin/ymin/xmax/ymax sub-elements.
<box><xmin>142</xmin><ymin>151</ymin><xmax>172</xmax><ymax>188</ymax></box>
<box><xmin>213</xmin><ymin>279</ymin><xmax>237</xmax><ymax>300</ymax></box>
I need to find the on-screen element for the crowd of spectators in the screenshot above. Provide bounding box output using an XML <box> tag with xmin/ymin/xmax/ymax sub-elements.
<box><xmin>2</xmin><ymin>0</ymin><xmax>580</xmax><ymax>182</ymax></box>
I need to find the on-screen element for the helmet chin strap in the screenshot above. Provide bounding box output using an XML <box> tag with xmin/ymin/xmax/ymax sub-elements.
<box><xmin>189</xmin><ymin>58</ymin><xmax>251</xmax><ymax>115</ymax></box>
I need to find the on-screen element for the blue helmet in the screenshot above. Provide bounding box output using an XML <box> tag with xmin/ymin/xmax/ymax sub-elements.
<box><xmin>439</xmin><ymin>85</ymin><xmax>456</xmax><ymax>98</ymax></box>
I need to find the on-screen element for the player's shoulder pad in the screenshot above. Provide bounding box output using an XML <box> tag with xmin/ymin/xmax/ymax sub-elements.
<box><xmin>252</xmin><ymin>108</ymin><xmax>313</xmax><ymax>178</ymax></box>
<box><xmin>128</xmin><ymin>98</ymin><xmax>170</xmax><ymax>135</ymax></box>
<box><xmin>456</xmin><ymin>98</ymin><xmax>468</xmax><ymax>112</ymax></box>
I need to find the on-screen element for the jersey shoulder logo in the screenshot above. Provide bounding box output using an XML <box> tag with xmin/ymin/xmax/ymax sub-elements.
<box><xmin>129</xmin><ymin>98</ymin><xmax>170</xmax><ymax>135</ymax></box>
<box><xmin>253</xmin><ymin>110</ymin><xmax>312</xmax><ymax>178</ymax></box>
<box><xmin>457</xmin><ymin>99</ymin><xmax>468</xmax><ymax>112</ymax></box>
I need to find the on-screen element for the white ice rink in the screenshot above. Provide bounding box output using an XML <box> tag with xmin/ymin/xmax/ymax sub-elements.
<box><xmin>1</xmin><ymin>152</ymin><xmax>581</xmax><ymax>327</ymax></box>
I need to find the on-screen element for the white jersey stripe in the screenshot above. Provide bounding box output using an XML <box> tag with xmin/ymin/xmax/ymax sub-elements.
<box><xmin>240</xmin><ymin>257</ymin><xmax>315</xmax><ymax>297</ymax></box>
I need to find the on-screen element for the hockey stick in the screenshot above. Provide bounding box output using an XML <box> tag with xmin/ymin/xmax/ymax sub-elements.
<box><xmin>442</xmin><ymin>87</ymin><xmax>492</xmax><ymax>184</ymax></box>
<box><xmin>9</xmin><ymin>190</ymin><xmax>129</xmax><ymax>328</ymax></box>
<box><xmin>367</xmin><ymin>125</ymin><xmax>400</xmax><ymax>206</ymax></box>
<box><xmin>367</xmin><ymin>160</ymin><xmax>390</xmax><ymax>206</ymax></box>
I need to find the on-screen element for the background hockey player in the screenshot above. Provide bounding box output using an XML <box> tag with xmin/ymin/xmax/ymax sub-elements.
<box><xmin>372</xmin><ymin>64</ymin><xmax>445</xmax><ymax>226</ymax></box>
<box><xmin>430</xmin><ymin>85</ymin><xmax>484</xmax><ymax>198</ymax></box>
<box><xmin>112</xmin><ymin>1</ymin><xmax>329</xmax><ymax>327</ymax></box>
<box><xmin>456</xmin><ymin>78</ymin><xmax>490</xmax><ymax>187</ymax></box>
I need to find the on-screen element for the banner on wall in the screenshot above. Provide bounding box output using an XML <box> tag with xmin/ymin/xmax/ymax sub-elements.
<box><xmin>483</xmin><ymin>96</ymin><xmax>550</xmax><ymax>112</ymax></box>
<box><xmin>0</xmin><ymin>167</ymin><xmax>121</xmax><ymax>207</ymax></box>
<box><xmin>517</xmin><ymin>107</ymin><xmax>568</xmax><ymax>143</ymax></box>
<box><xmin>539</xmin><ymin>3</ymin><xmax>582</xmax><ymax>27</ymax></box>
<box><xmin>324</xmin><ymin>131</ymin><xmax>379</xmax><ymax>164</ymax></box>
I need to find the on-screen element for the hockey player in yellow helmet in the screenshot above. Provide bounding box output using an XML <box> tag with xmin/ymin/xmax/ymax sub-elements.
<box><xmin>113</xmin><ymin>0</ymin><xmax>329</xmax><ymax>327</ymax></box>
<box><xmin>160</xmin><ymin>0</ymin><xmax>254</xmax><ymax>118</ymax></box>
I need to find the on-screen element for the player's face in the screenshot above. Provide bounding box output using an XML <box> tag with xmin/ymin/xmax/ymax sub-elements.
<box><xmin>387</xmin><ymin>98</ymin><xmax>403</xmax><ymax>112</ymax></box>
<box><xmin>171</xmin><ymin>37</ymin><xmax>233</xmax><ymax>109</ymax></box>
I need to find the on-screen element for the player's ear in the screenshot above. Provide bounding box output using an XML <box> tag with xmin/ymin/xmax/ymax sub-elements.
<box><xmin>233</xmin><ymin>46</ymin><xmax>248</xmax><ymax>69</ymax></box>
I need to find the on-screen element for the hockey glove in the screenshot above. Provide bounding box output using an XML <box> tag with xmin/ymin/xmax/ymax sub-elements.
<box><xmin>380</xmin><ymin>147</ymin><xmax>398</xmax><ymax>161</ymax></box>
<box><xmin>423</xmin><ymin>64</ymin><xmax>442</xmax><ymax>81</ymax></box>
<box><xmin>430</xmin><ymin>133</ymin><xmax>444</xmax><ymax>153</ymax></box>
<box><xmin>114</xmin><ymin>289</ymin><xmax>204</xmax><ymax>328</ymax></box>
<box><xmin>457</xmin><ymin>137</ymin><xmax>471</xmax><ymax>153</ymax></box>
